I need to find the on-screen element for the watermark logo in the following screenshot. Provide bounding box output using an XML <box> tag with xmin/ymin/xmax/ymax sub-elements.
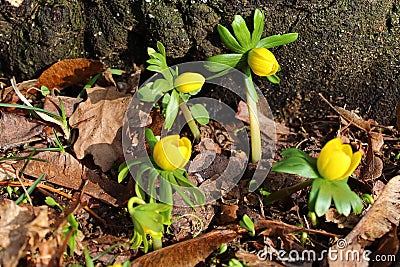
<box><xmin>256</xmin><ymin>238</ymin><xmax>396</xmax><ymax>263</ymax></box>
<box><xmin>122</xmin><ymin>61</ymin><xmax>276</xmax><ymax>206</ymax></box>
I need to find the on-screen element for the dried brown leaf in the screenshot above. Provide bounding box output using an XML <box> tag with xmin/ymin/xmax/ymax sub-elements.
<box><xmin>12</xmin><ymin>151</ymin><xmax>130</xmax><ymax>206</ymax></box>
<box><xmin>361</xmin><ymin>135</ymin><xmax>383</xmax><ymax>180</ymax></box>
<box><xmin>329</xmin><ymin>176</ymin><xmax>400</xmax><ymax>266</ymax></box>
<box><xmin>0</xmin><ymin>200</ymin><xmax>50</xmax><ymax>267</ymax></box>
<box><xmin>0</xmin><ymin>163</ymin><xmax>16</xmax><ymax>181</ymax></box>
<box><xmin>0</xmin><ymin>111</ymin><xmax>44</xmax><ymax>149</ymax></box>
<box><xmin>256</xmin><ymin>219</ymin><xmax>338</xmax><ymax>238</ymax></box>
<box><xmin>69</xmin><ymin>86</ymin><xmax>132</xmax><ymax>171</ymax></box>
<box><xmin>131</xmin><ymin>229</ymin><xmax>238</xmax><ymax>267</ymax></box>
<box><xmin>236</xmin><ymin>249</ymin><xmax>285</xmax><ymax>267</ymax></box>
<box><xmin>37</xmin><ymin>58</ymin><xmax>104</xmax><ymax>90</ymax></box>
<box><xmin>370</xmin><ymin>132</ymin><xmax>384</xmax><ymax>153</ymax></box>
<box><xmin>335</xmin><ymin>106</ymin><xmax>371</xmax><ymax>132</ymax></box>
<box><xmin>325</xmin><ymin>208</ymin><xmax>360</xmax><ymax>229</ymax></box>
<box><xmin>43</xmin><ymin>96</ymin><xmax>83</xmax><ymax>118</ymax></box>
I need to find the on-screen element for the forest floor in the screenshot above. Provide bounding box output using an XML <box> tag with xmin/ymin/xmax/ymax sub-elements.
<box><xmin>0</xmin><ymin>58</ymin><xmax>399</xmax><ymax>267</ymax></box>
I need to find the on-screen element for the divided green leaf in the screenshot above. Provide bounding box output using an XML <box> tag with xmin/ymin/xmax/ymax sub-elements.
<box><xmin>257</xmin><ymin>33</ymin><xmax>299</xmax><ymax>49</ymax></box>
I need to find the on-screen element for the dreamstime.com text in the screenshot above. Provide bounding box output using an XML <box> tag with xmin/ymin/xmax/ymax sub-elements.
<box><xmin>256</xmin><ymin>239</ymin><xmax>396</xmax><ymax>263</ymax></box>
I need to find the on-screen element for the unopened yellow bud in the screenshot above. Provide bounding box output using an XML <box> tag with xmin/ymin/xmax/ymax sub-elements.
<box><xmin>317</xmin><ymin>138</ymin><xmax>362</xmax><ymax>181</ymax></box>
<box><xmin>153</xmin><ymin>135</ymin><xmax>192</xmax><ymax>171</ymax></box>
<box><xmin>247</xmin><ymin>47</ymin><xmax>279</xmax><ymax>76</ymax></box>
<box><xmin>174</xmin><ymin>72</ymin><xmax>205</xmax><ymax>93</ymax></box>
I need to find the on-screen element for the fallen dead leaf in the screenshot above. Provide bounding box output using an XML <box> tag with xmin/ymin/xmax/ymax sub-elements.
<box><xmin>325</xmin><ymin>208</ymin><xmax>361</xmax><ymax>229</ymax></box>
<box><xmin>361</xmin><ymin>135</ymin><xmax>383</xmax><ymax>180</ymax></box>
<box><xmin>69</xmin><ymin>86</ymin><xmax>132</xmax><ymax>172</ymax></box>
<box><xmin>336</xmin><ymin>106</ymin><xmax>371</xmax><ymax>132</ymax></box>
<box><xmin>131</xmin><ymin>229</ymin><xmax>238</xmax><ymax>267</ymax></box>
<box><xmin>43</xmin><ymin>96</ymin><xmax>83</xmax><ymax>118</ymax></box>
<box><xmin>256</xmin><ymin>219</ymin><xmax>338</xmax><ymax>238</ymax></box>
<box><xmin>12</xmin><ymin>151</ymin><xmax>130</xmax><ymax>206</ymax></box>
<box><xmin>328</xmin><ymin>175</ymin><xmax>400</xmax><ymax>266</ymax></box>
<box><xmin>0</xmin><ymin>200</ymin><xmax>51</xmax><ymax>267</ymax></box>
<box><xmin>235</xmin><ymin>249</ymin><xmax>285</xmax><ymax>267</ymax></box>
<box><xmin>37</xmin><ymin>58</ymin><xmax>104</xmax><ymax>90</ymax></box>
<box><xmin>0</xmin><ymin>163</ymin><xmax>16</xmax><ymax>181</ymax></box>
<box><xmin>0</xmin><ymin>111</ymin><xmax>44</xmax><ymax>149</ymax></box>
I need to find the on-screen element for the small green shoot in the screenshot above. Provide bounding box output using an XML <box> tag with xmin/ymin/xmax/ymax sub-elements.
<box><xmin>239</xmin><ymin>214</ymin><xmax>255</xmax><ymax>236</ymax></box>
<box><xmin>62</xmin><ymin>213</ymin><xmax>80</xmax><ymax>256</ymax></box>
<box><xmin>40</xmin><ymin>85</ymin><xmax>51</xmax><ymax>96</ymax></box>
<box><xmin>219</xmin><ymin>243</ymin><xmax>228</xmax><ymax>254</ymax></box>
<box><xmin>45</xmin><ymin>196</ymin><xmax>64</xmax><ymax>211</ymax></box>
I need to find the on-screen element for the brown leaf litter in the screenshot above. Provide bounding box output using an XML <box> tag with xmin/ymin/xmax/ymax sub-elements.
<box><xmin>69</xmin><ymin>86</ymin><xmax>132</xmax><ymax>172</ymax></box>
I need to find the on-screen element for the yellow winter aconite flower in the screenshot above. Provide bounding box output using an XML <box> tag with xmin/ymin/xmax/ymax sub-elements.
<box><xmin>153</xmin><ymin>135</ymin><xmax>192</xmax><ymax>171</ymax></box>
<box><xmin>174</xmin><ymin>72</ymin><xmax>205</xmax><ymax>93</ymax></box>
<box><xmin>247</xmin><ymin>47</ymin><xmax>279</xmax><ymax>76</ymax></box>
<box><xmin>317</xmin><ymin>138</ymin><xmax>362</xmax><ymax>181</ymax></box>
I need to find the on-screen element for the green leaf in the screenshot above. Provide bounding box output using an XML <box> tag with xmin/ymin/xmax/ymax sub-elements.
<box><xmin>164</xmin><ymin>89</ymin><xmax>179</xmax><ymax>130</ymax></box>
<box><xmin>147</xmin><ymin>47</ymin><xmax>157</xmax><ymax>56</ymax></box>
<box><xmin>161</xmin><ymin>93</ymin><xmax>170</xmax><ymax>113</ymax></box>
<box><xmin>206</xmin><ymin>53</ymin><xmax>245</xmax><ymax>70</ymax></box>
<box><xmin>266</xmin><ymin>74</ymin><xmax>280</xmax><ymax>84</ymax></box>
<box><xmin>280</xmin><ymin>148</ymin><xmax>317</xmax><ymax>166</ymax></box>
<box><xmin>147</xmin><ymin>58</ymin><xmax>162</xmax><ymax>66</ymax></box>
<box><xmin>145</xmin><ymin>128</ymin><xmax>158</xmax><ymax>153</ymax></box>
<box><xmin>157</xmin><ymin>41</ymin><xmax>166</xmax><ymax>57</ymax></box>
<box><xmin>257</xmin><ymin>33</ymin><xmax>299</xmax><ymax>49</ymax></box>
<box><xmin>147</xmin><ymin>65</ymin><xmax>162</xmax><ymax>73</ymax></box>
<box><xmin>190</xmin><ymin>104</ymin><xmax>209</xmax><ymax>125</ymax></box>
<box><xmin>110</xmin><ymin>68</ymin><xmax>124</xmax><ymax>75</ymax></box>
<box><xmin>153</xmin><ymin>78</ymin><xmax>173</xmax><ymax>93</ymax></box>
<box><xmin>314</xmin><ymin>179</ymin><xmax>332</xmax><ymax>217</ymax></box>
<box><xmin>137</xmin><ymin>83</ymin><xmax>163</xmax><ymax>102</ymax></box>
<box><xmin>84</xmin><ymin>248</ymin><xmax>94</xmax><ymax>267</ymax></box>
<box><xmin>160</xmin><ymin>175</ymin><xmax>173</xmax><ymax>205</ymax></box>
<box><xmin>231</xmin><ymin>15</ymin><xmax>252</xmax><ymax>50</ymax></box>
<box><xmin>217</xmin><ymin>24</ymin><xmax>245</xmax><ymax>53</ymax></box>
<box><xmin>272</xmin><ymin>157</ymin><xmax>320</xmax><ymax>178</ymax></box>
<box><xmin>251</xmin><ymin>9</ymin><xmax>265</xmax><ymax>47</ymax></box>
<box><xmin>239</xmin><ymin>214</ymin><xmax>255</xmax><ymax>236</ymax></box>
<box><xmin>40</xmin><ymin>85</ymin><xmax>50</xmax><ymax>96</ymax></box>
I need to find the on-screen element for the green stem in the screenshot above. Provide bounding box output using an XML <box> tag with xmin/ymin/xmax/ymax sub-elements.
<box><xmin>179</xmin><ymin>99</ymin><xmax>201</xmax><ymax>140</ymax></box>
<box><xmin>243</xmin><ymin>70</ymin><xmax>261</xmax><ymax>163</ymax></box>
<box><xmin>127</xmin><ymin>197</ymin><xmax>146</xmax><ymax>217</ymax></box>
<box><xmin>152</xmin><ymin>238</ymin><xmax>163</xmax><ymax>251</ymax></box>
<box><xmin>264</xmin><ymin>179</ymin><xmax>313</xmax><ymax>205</ymax></box>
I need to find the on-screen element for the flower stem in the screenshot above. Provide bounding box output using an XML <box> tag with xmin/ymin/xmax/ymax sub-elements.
<box><xmin>152</xmin><ymin>238</ymin><xmax>163</xmax><ymax>251</ymax></box>
<box><xmin>179</xmin><ymin>99</ymin><xmax>201</xmax><ymax>140</ymax></box>
<box><xmin>243</xmin><ymin>69</ymin><xmax>262</xmax><ymax>163</ymax></box>
<box><xmin>263</xmin><ymin>179</ymin><xmax>313</xmax><ymax>205</ymax></box>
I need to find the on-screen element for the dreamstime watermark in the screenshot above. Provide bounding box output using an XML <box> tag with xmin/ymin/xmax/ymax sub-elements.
<box><xmin>122</xmin><ymin>61</ymin><xmax>277</xmax><ymax>206</ymax></box>
<box><xmin>256</xmin><ymin>238</ymin><xmax>397</xmax><ymax>263</ymax></box>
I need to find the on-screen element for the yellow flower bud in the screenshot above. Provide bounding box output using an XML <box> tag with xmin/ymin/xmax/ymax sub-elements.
<box><xmin>174</xmin><ymin>72</ymin><xmax>205</xmax><ymax>93</ymax></box>
<box><xmin>317</xmin><ymin>138</ymin><xmax>362</xmax><ymax>181</ymax></box>
<box><xmin>247</xmin><ymin>47</ymin><xmax>279</xmax><ymax>76</ymax></box>
<box><xmin>153</xmin><ymin>135</ymin><xmax>192</xmax><ymax>171</ymax></box>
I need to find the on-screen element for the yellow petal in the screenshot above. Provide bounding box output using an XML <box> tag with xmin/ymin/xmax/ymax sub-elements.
<box><xmin>337</xmin><ymin>151</ymin><xmax>362</xmax><ymax>180</ymax></box>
